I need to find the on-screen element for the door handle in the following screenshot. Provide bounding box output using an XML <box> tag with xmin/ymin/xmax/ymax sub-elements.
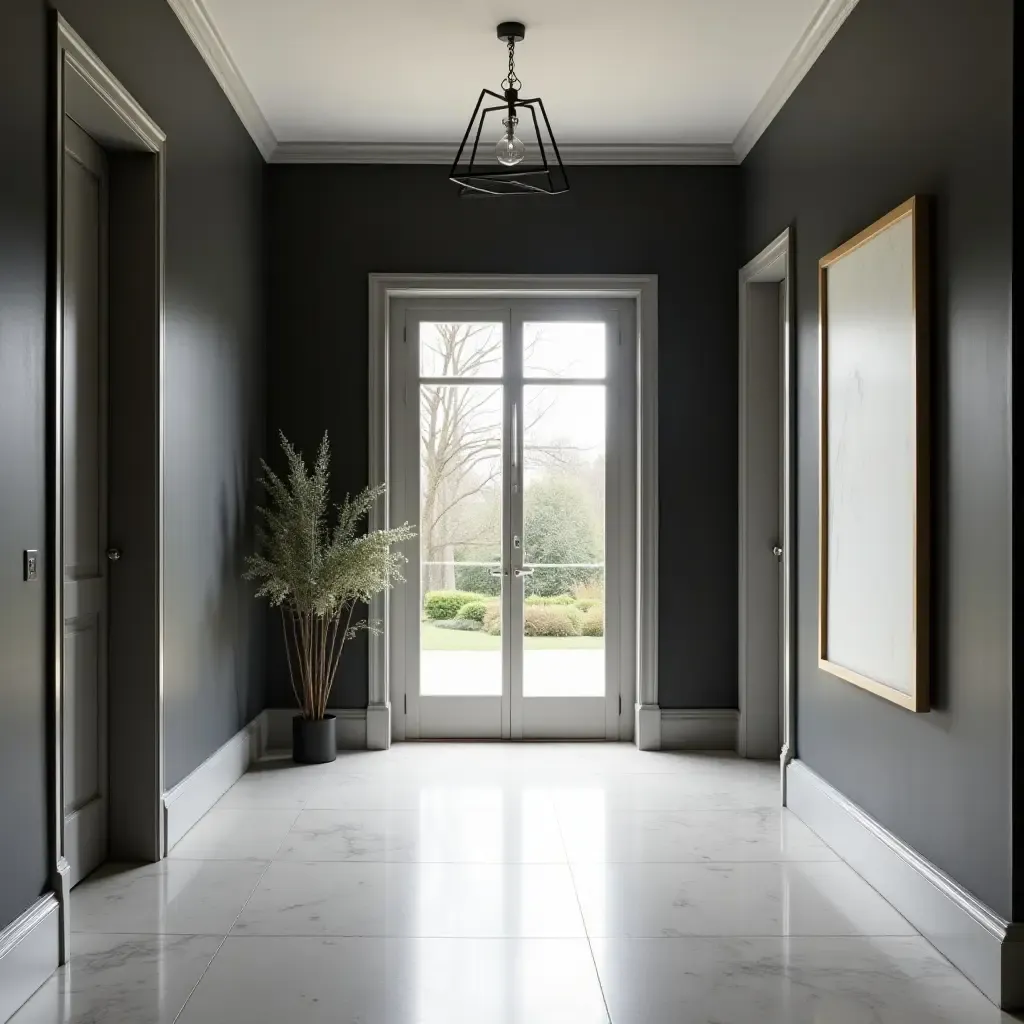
<box><xmin>772</xmin><ymin>545</ymin><xmax>783</xmax><ymax>560</ymax></box>
<box><xmin>106</xmin><ymin>547</ymin><xmax>122</xmax><ymax>562</ymax></box>
<box><xmin>513</xmin><ymin>567</ymin><xmax>534</xmax><ymax>578</ymax></box>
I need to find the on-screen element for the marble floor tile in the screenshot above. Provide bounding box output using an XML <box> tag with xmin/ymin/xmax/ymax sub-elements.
<box><xmin>70</xmin><ymin>859</ymin><xmax>269</xmax><ymax>934</ymax></box>
<box><xmin>168</xmin><ymin>807</ymin><xmax>301</xmax><ymax>859</ymax></box>
<box><xmin>232</xmin><ymin>860</ymin><xmax>586</xmax><ymax>937</ymax></box>
<box><xmin>11</xmin><ymin>744</ymin><xmax>1001</xmax><ymax>1024</ymax></box>
<box><xmin>214</xmin><ymin>774</ymin><xmax>318</xmax><ymax>810</ymax></box>
<box><xmin>591</xmin><ymin>936</ymin><xmax>1014</xmax><ymax>1023</ymax></box>
<box><xmin>552</xmin><ymin>770</ymin><xmax>781</xmax><ymax>813</ymax></box>
<box><xmin>276</xmin><ymin>804</ymin><xmax>566</xmax><ymax>862</ymax></box>
<box><xmin>8</xmin><ymin>933</ymin><xmax>222</xmax><ymax>1024</ymax></box>
<box><xmin>557</xmin><ymin>806</ymin><xmax>838</xmax><ymax>863</ymax></box>
<box><xmin>304</xmin><ymin>776</ymin><xmax>557</xmax><ymax>812</ymax></box>
<box><xmin>572</xmin><ymin>860</ymin><xmax>917</xmax><ymax>937</ymax></box>
<box><xmin>176</xmin><ymin>936</ymin><xmax>609</xmax><ymax>1024</ymax></box>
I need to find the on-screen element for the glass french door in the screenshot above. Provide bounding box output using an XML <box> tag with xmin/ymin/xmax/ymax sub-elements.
<box><xmin>390</xmin><ymin>298</ymin><xmax>635</xmax><ymax>739</ymax></box>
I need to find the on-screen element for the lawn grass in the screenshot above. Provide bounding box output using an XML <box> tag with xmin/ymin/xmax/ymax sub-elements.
<box><xmin>421</xmin><ymin>620</ymin><xmax>603</xmax><ymax>651</ymax></box>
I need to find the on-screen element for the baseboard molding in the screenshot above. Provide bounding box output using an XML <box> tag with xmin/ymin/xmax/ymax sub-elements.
<box><xmin>263</xmin><ymin>708</ymin><xmax>368</xmax><ymax>751</ymax></box>
<box><xmin>0</xmin><ymin>894</ymin><xmax>59</xmax><ymax>1023</ymax></box>
<box><xmin>787</xmin><ymin>760</ymin><xmax>1023</xmax><ymax>1009</ymax></box>
<box><xmin>660</xmin><ymin>708</ymin><xmax>738</xmax><ymax>750</ymax></box>
<box><xmin>162</xmin><ymin>715</ymin><xmax>266</xmax><ymax>851</ymax></box>
<box><xmin>634</xmin><ymin>703</ymin><xmax>661</xmax><ymax>750</ymax></box>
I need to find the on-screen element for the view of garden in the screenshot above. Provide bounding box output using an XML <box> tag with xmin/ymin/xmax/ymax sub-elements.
<box><xmin>417</xmin><ymin>319</ymin><xmax>607</xmax><ymax>697</ymax></box>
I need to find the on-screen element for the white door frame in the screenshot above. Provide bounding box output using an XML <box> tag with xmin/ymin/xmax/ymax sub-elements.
<box><xmin>51</xmin><ymin>15</ymin><xmax>166</xmax><ymax>960</ymax></box>
<box><xmin>368</xmin><ymin>275</ymin><xmax>660</xmax><ymax>749</ymax></box>
<box><xmin>389</xmin><ymin>297</ymin><xmax>632</xmax><ymax>741</ymax></box>
<box><xmin>738</xmin><ymin>230</ymin><xmax>795</xmax><ymax>790</ymax></box>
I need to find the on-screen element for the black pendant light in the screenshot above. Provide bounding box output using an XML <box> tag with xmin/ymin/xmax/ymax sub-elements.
<box><xmin>450</xmin><ymin>22</ymin><xmax>569</xmax><ymax>197</ymax></box>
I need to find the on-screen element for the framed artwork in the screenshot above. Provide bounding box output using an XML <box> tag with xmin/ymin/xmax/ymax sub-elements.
<box><xmin>818</xmin><ymin>196</ymin><xmax>930</xmax><ymax>711</ymax></box>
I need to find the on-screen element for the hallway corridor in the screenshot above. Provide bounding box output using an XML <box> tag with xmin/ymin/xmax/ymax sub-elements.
<box><xmin>12</xmin><ymin>744</ymin><xmax>1010</xmax><ymax>1022</ymax></box>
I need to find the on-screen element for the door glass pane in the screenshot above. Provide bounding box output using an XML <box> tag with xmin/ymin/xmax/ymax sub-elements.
<box><xmin>420</xmin><ymin>321</ymin><xmax>503</xmax><ymax>378</ymax></box>
<box><xmin>523</xmin><ymin>321</ymin><xmax>605</xmax><ymax>379</ymax></box>
<box><xmin>521</xmin><ymin>384</ymin><xmax>605</xmax><ymax>698</ymax></box>
<box><xmin>420</xmin><ymin>383</ymin><xmax>503</xmax><ymax>696</ymax></box>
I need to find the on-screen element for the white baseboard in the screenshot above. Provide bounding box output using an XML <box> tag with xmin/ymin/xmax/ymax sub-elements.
<box><xmin>660</xmin><ymin>708</ymin><xmax>738</xmax><ymax>750</ymax></box>
<box><xmin>787</xmin><ymin>759</ymin><xmax>1023</xmax><ymax>1010</ymax></box>
<box><xmin>0</xmin><ymin>894</ymin><xmax>59</xmax><ymax>1023</ymax></box>
<box><xmin>162</xmin><ymin>715</ymin><xmax>266</xmax><ymax>852</ymax></box>
<box><xmin>262</xmin><ymin>708</ymin><xmax>368</xmax><ymax>751</ymax></box>
<box><xmin>365</xmin><ymin>702</ymin><xmax>390</xmax><ymax>750</ymax></box>
<box><xmin>634</xmin><ymin>703</ymin><xmax>662</xmax><ymax>750</ymax></box>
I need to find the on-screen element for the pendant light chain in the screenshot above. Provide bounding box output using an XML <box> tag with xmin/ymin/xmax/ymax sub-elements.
<box><xmin>502</xmin><ymin>36</ymin><xmax>521</xmax><ymax>91</ymax></box>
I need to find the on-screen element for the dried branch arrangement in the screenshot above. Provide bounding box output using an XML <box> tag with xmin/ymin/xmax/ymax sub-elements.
<box><xmin>245</xmin><ymin>432</ymin><xmax>415</xmax><ymax>719</ymax></box>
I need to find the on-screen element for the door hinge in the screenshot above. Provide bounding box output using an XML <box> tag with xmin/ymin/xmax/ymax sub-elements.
<box><xmin>403</xmin><ymin>324</ymin><xmax>407</xmax><ymax>343</ymax></box>
<box><xmin>404</xmin><ymin>694</ymin><xmax>407</xmax><ymax>714</ymax></box>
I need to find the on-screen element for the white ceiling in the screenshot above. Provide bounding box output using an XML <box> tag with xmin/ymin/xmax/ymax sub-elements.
<box><xmin>172</xmin><ymin>0</ymin><xmax>857</xmax><ymax>161</ymax></box>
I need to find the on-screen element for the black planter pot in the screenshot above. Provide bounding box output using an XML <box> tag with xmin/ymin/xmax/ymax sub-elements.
<box><xmin>292</xmin><ymin>714</ymin><xmax>337</xmax><ymax>764</ymax></box>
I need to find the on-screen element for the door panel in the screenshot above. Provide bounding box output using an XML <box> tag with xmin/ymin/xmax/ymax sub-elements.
<box><xmin>521</xmin><ymin>383</ymin><xmax>606</xmax><ymax>700</ymax></box>
<box><xmin>63</xmin><ymin>117</ymin><xmax>109</xmax><ymax>886</ymax></box>
<box><xmin>64</xmin><ymin>615</ymin><xmax>101</xmax><ymax>809</ymax></box>
<box><xmin>404</xmin><ymin>311</ymin><xmax>509</xmax><ymax>738</ymax></box>
<box><xmin>740</xmin><ymin>283</ymin><xmax>782</xmax><ymax>757</ymax></box>
<box><xmin>419</xmin><ymin>381</ymin><xmax>504</xmax><ymax>700</ymax></box>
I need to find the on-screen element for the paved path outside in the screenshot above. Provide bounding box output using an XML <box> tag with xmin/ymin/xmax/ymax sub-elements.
<box><xmin>421</xmin><ymin>649</ymin><xmax>605</xmax><ymax>697</ymax></box>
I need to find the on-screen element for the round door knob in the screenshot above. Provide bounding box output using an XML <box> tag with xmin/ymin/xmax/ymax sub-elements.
<box><xmin>106</xmin><ymin>547</ymin><xmax>122</xmax><ymax>562</ymax></box>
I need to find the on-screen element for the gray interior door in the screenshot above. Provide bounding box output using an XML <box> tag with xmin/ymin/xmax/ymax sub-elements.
<box><xmin>62</xmin><ymin>116</ymin><xmax>109</xmax><ymax>888</ymax></box>
<box><xmin>740</xmin><ymin>281</ymin><xmax>782</xmax><ymax>758</ymax></box>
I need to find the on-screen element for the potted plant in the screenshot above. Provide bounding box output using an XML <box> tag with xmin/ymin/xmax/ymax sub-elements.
<box><xmin>245</xmin><ymin>432</ymin><xmax>414</xmax><ymax>763</ymax></box>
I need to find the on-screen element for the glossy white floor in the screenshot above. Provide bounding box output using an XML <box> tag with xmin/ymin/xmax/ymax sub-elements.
<box><xmin>12</xmin><ymin>743</ymin><xmax>1013</xmax><ymax>1023</ymax></box>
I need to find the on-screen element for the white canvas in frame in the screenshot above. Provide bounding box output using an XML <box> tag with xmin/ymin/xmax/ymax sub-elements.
<box><xmin>818</xmin><ymin>196</ymin><xmax>929</xmax><ymax>712</ymax></box>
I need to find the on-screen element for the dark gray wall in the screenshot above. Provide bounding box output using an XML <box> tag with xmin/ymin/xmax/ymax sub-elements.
<box><xmin>744</xmin><ymin>0</ymin><xmax>1013</xmax><ymax>916</ymax></box>
<box><xmin>0</xmin><ymin>0</ymin><xmax>265</xmax><ymax>930</ymax></box>
<box><xmin>266</xmin><ymin>165</ymin><xmax>742</xmax><ymax>710</ymax></box>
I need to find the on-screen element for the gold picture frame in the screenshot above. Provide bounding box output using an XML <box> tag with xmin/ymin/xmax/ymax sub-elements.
<box><xmin>818</xmin><ymin>196</ymin><xmax>930</xmax><ymax>711</ymax></box>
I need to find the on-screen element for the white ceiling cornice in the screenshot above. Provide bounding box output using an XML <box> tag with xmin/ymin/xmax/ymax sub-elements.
<box><xmin>272</xmin><ymin>141</ymin><xmax>737</xmax><ymax>166</ymax></box>
<box><xmin>166</xmin><ymin>0</ymin><xmax>278</xmax><ymax>160</ymax></box>
<box><xmin>733</xmin><ymin>0</ymin><xmax>860</xmax><ymax>161</ymax></box>
<box><xmin>168</xmin><ymin>0</ymin><xmax>859</xmax><ymax>167</ymax></box>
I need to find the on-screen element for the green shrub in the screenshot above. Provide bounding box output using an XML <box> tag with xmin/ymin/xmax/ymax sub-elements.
<box><xmin>575</xmin><ymin>598</ymin><xmax>598</xmax><ymax>613</ymax></box>
<box><xmin>581</xmin><ymin>605</ymin><xmax>604</xmax><ymax>637</ymax></box>
<box><xmin>525</xmin><ymin>594</ymin><xmax>575</xmax><ymax>607</ymax></box>
<box><xmin>424</xmin><ymin>590</ymin><xmax>485</xmax><ymax>620</ymax></box>
<box><xmin>456</xmin><ymin>599</ymin><xmax>491</xmax><ymax>623</ymax></box>
<box><xmin>435</xmin><ymin>618</ymin><xmax>484</xmax><ymax>632</ymax></box>
<box><xmin>454</xmin><ymin>560</ymin><xmax>502</xmax><ymax>596</ymax></box>
<box><xmin>524</xmin><ymin>605</ymin><xmax>582</xmax><ymax>638</ymax></box>
<box><xmin>483</xmin><ymin>605</ymin><xmax>502</xmax><ymax>636</ymax></box>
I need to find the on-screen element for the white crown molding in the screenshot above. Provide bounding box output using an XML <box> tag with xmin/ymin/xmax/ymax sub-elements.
<box><xmin>167</xmin><ymin>0</ymin><xmax>857</xmax><ymax>166</ymax></box>
<box><xmin>166</xmin><ymin>0</ymin><xmax>277</xmax><ymax>160</ymax></box>
<box><xmin>270</xmin><ymin>140</ymin><xmax>737</xmax><ymax>165</ymax></box>
<box><xmin>733</xmin><ymin>0</ymin><xmax>860</xmax><ymax>162</ymax></box>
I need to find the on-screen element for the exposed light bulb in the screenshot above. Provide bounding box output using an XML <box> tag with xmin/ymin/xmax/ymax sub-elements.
<box><xmin>494</xmin><ymin>117</ymin><xmax>526</xmax><ymax>166</ymax></box>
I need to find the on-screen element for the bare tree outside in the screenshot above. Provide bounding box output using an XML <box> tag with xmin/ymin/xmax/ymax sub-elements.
<box><xmin>419</xmin><ymin>323</ymin><xmax>503</xmax><ymax>591</ymax></box>
<box><xmin>418</xmin><ymin>322</ymin><xmax>586</xmax><ymax>593</ymax></box>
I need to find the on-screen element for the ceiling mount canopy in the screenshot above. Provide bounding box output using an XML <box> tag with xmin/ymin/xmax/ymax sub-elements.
<box><xmin>449</xmin><ymin>21</ymin><xmax>569</xmax><ymax>197</ymax></box>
